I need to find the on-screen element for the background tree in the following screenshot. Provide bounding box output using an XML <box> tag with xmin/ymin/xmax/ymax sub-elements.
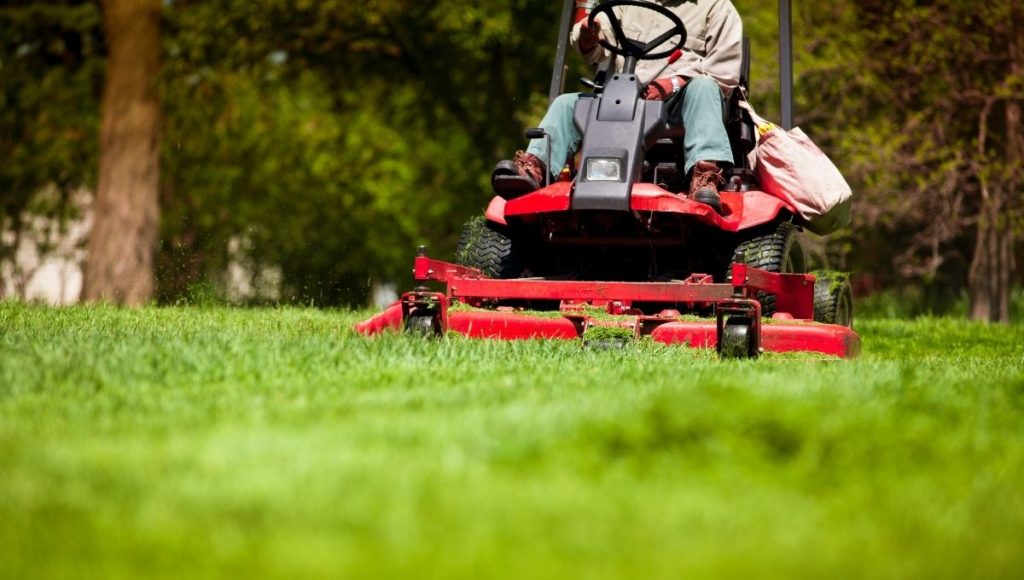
<box><xmin>731</xmin><ymin>0</ymin><xmax>1022</xmax><ymax>321</ymax></box>
<box><xmin>81</xmin><ymin>0</ymin><xmax>161</xmax><ymax>304</ymax></box>
<box><xmin>156</xmin><ymin>0</ymin><xmax>564</xmax><ymax>304</ymax></box>
<box><xmin>801</xmin><ymin>0</ymin><xmax>1023</xmax><ymax>322</ymax></box>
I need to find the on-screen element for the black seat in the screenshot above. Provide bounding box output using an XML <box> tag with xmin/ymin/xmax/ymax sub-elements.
<box><xmin>725</xmin><ymin>37</ymin><xmax>757</xmax><ymax>176</ymax></box>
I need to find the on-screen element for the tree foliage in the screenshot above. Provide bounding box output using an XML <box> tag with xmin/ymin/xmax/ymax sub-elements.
<box><xmin>0</xmin><ymin>1</ymin><xmax>102</xmax><ymax>291</ymax></box>
<box><xmin>156</xmin><ymin>0</ymin><xmax>563</xmax><ymax>304</ymax></box>
<box><xmin>2</xmin><ymin>0</ymin><xmax>1022</xmax><ymax>312</ymax></box>
<box><xmin>802</xmin><ymin>0</ymin><xmax>1022</xmax><ymax>319</ymax></box>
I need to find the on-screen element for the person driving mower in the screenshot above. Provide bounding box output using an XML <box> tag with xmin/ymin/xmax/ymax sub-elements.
<box><xmin>492</xmin><ymin>0</ymin><xmax>743</xmax><ymax>214</ymax></box>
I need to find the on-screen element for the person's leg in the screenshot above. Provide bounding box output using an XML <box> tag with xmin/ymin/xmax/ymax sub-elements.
<box><xmin>493</xmin><ymin>93</ymin><xmax>582</xmax><ymax>195</ymax></box>
<box><xmin>679</xmin><ymin>77</ymin><xmax>733</xmax><ymax>175</ymax></box>
<box><xmin>525</xmin><ymin>92</ymin><xmax>583</xmax><ymax>179</ymax></box>
<box><xmin>677</xmin><ymin>77</ymin><xmax>732</xmax><ymax>213</ymax></box>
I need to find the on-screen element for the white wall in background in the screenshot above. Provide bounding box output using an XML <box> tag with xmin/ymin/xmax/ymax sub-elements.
<box><xmin>1</xmin><ymin>193</ymin><xmax>90</xmax><ymax>305</ymax></box>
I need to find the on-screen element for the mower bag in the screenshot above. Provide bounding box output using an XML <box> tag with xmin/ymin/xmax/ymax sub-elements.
<box><xmin>741</xmin><ymin>101</ymin><xmax>853</xmax><ymax>235</ymax></box>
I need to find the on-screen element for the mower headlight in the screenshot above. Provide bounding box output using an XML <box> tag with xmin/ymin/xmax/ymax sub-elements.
<box><xmin>585</xmin><ymin>158</ymin><xmax>622</xmax><ymax>182</ymax></box>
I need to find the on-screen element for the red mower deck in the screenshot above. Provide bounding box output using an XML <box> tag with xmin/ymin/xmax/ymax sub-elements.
<box><xmin>355</xmin><ymin>251</ymin><xmax>860</xmax><ymax>359</ymax></box>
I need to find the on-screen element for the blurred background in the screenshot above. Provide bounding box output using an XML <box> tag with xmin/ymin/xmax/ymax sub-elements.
<box><xmin>1</xmin><ymin>0</ymin><xmax>1021</xmax><ymax>320</ymax></box>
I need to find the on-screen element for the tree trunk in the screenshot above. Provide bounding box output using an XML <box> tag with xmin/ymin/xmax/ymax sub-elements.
<box><xmin>968</xmin><ymin>103</ymin><xmax>1020</xmax><ymax>323</ymax></box>
<box><xmin>968</xmin><ymin>4</ymin><xmax>1021</xmax><ymax>324</ymax></box>
<box><xmin>968</xmin><ymin>187</ymin><xmax>1012</xmax><ymax>323</ymax></box>
<box><xmin>82</xmin><ymin>0</ymin><xmax>161</xmax><ymax>305</ymax></box>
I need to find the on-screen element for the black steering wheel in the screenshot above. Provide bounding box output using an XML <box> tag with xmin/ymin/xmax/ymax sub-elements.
<box><xmin>588</xmin><ymin>0</ymin><xmax>687</xmax><ymax>61</ymax></box>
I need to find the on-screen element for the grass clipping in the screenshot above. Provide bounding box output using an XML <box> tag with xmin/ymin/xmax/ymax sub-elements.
<box><xmin>581</xmin><ymin>325</ymin><xmax>635</xmax><ymax>346</ymax></box>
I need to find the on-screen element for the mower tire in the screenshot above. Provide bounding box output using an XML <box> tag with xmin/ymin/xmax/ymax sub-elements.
<box><xmin>455</xmin><ymin>216</ymin><xmax>521</xmax><ymax>279</ymax></box>
<box><xmin>728</xmin><ymin>221</ymin><xmax>805</xmax><ymax>317</ymax></box>
<box><xmin>813</xmin><ymin>271</ymin><xmax>853</xmax><ymax>327</ymax></box>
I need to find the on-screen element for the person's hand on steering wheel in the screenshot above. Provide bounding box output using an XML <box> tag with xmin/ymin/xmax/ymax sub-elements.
<box><xmin>644</xmin><ymin>76</ymin><xmax>687</xmax><ymax>101</ymax></box>
<box><xmin>578</xmin><ymin>18</ymin><xmax>604</xmax><ymax>53</ymax></box>
<box><xmin>587</xmin><ymin>0</ymin><xmax>687</xmax><ymax>62</ymax></box>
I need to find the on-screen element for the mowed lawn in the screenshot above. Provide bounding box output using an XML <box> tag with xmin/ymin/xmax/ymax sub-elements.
<box><xmin>1</xmin><ymin>303</ymin><xmax>1022</xmax><ymax>579</ymax></box>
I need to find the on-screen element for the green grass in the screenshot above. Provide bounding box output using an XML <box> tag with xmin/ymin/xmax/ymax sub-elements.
<box><xmin>2</xmin><ymin>303</ymin><xmax>1023</xmax><ymax>579</ymax></box>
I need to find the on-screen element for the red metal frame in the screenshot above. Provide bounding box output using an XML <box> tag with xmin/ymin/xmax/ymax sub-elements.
<box><xmin>492</xmin><ymin>181</ymin><xmax>795</xmax><ymax>233</ymax></box>
<box><xmin>356</xmin><ymin>254</ymin><xmax>861</xmax><ymax>358</ymax></box>
<box><xmin>729</xmin><ymin>262</ymin><xmax>814</xmax><ymax>320</ymax></box>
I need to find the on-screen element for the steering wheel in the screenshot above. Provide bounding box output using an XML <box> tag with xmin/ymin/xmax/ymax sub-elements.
<box><xmin>588</xmin><ymin>0</ymin><xmax>687</xmax><ymax>61</ymax></box>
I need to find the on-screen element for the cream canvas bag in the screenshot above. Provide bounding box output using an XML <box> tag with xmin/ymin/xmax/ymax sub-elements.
<box><xmin>739</xmin><ymin>101</ymin><xmax>852</xmax><ymax>235</ymax></box>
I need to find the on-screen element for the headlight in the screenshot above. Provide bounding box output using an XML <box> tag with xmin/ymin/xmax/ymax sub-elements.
<box><xmin>585</xmin><ymin>158</ymin><xmax>622</xmax><ymax>182</ymax></box>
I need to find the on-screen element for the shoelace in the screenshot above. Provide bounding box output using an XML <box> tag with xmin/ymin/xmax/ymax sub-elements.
<box><xmin>692</xmin><ymin>166</ymin><xmax>724</xmax><ymax>191</ymax></box>
<box><xmin>514</xmin><ymin>151</ymin><xmax>543</xmax><ymax>179</ymax></box>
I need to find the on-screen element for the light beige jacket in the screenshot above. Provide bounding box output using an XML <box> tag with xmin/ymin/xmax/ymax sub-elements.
<box><xmin>570</xmin><ymin>0</ymin><xmax>743</xmax><ymax>93</ymax></box>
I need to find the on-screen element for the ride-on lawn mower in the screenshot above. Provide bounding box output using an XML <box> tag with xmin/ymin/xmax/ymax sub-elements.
<box><xmin>357</xmin><ymin>0</ymin><xmax>859</xmax><ymax>358</ymax></box>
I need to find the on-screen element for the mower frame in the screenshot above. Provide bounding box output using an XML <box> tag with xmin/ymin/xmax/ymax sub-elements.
<box><xmin>355</xmin><ymin>248</ymin><xmax>860</xmax><ymax>359</ymax></box>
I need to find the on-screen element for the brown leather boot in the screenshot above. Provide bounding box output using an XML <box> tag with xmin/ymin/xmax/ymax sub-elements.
<box><xmin>690</xmin><ymin>160</ymin><xmax>724</xmax><ymax>214</ymax></box>
<box><xmin>492</xmin><ymin>151</ymin><xmax>547</xmax><ymax>197</ymax></box>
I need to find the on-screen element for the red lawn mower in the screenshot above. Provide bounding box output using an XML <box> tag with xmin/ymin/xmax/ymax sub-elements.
<box><xmin>357</xmin><ymin>0</ymin><xmax>859</xmax><ymax>358</ymax></box>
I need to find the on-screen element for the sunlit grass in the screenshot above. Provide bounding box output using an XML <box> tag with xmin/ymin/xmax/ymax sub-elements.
<box><xmin>1</xmin><ymin>303</ymin><xmax>1022</xmax><ymax>579</ymax></box>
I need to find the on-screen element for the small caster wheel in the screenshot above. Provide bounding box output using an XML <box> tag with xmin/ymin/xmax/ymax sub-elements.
<box><xmin>404</xmin><ymin>312</ymin><xmax>440</xmax><ymax>337</ymax></box>
<box><xmin>719</xmin><ymin>316</ymin><xmax>758</xmax><ymax>359</ymax></box>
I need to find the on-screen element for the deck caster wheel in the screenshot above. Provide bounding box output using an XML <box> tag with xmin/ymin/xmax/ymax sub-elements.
<box><xmin>720</xmin><ymin>317</ymin><xmax>758</xmax><ymax>359</ymax></box>
<box><xmin>405</xmin><ymin>312</ymin><xmax>441</xmax><ymax>337</ymax></box>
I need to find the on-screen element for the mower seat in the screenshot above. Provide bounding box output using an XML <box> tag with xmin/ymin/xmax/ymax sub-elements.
<box><xmin>725</xmin><ymin>37</ymin><xmax>757</xmax><ymax>173</ymax></box>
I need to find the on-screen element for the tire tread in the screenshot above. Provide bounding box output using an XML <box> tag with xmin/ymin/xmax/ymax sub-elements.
<box><xmin>727</xmin><ymin>221</ymin><xmax>802</xmax><ymax>316</ymax></box>
<box><xmin>455</xmin><ymin>216</ymin><xmax>520</xmax><ymax>279</ymax></box>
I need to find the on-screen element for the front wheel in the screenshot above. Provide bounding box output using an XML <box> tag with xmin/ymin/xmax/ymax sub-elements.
<box><xmin>726</xmin><ymin>221</ymin><xmax>806</xmax><ymax>317</ymax></box>
<box><xmin>454</xmin><ymin>216</ymin><xmax>522</xmax><ymax>278</ymax></box>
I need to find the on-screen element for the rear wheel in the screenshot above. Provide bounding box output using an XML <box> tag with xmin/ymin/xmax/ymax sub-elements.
<box><xmin>727</xmin><ymin>221</ymin><xmax>805</xmax><ymax>317</ymax></box>
<box><xmin>813</xmin><ymin>272</ymin><xmax>853</xmax><ymax>326</ymax></box>
<box><xmin>455</xmin><ymin>216</ymin><xmax>522</xmax><ymax>278</ymax></box>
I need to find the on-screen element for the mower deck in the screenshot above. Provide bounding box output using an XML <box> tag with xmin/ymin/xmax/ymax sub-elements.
<box><xmin>355</xmin><ymin>250</ymin><xmax>860</xmax><ymax>359</ymax></box>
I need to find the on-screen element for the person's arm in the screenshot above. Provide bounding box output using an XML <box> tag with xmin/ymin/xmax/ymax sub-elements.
<box><xmin>570</xmin><ymin>11</ymin><xmax>613</xmax><ymax>65</ymax></box>
<box><xmin>701</xmin><ymin>2</ymin><xmax>744</xmax><ymax>92</ymax></box>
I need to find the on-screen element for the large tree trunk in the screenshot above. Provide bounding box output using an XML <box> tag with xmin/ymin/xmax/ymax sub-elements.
<box><xmin>82</xmin><ymin>0</ymin><xmax>161</xmax><ymax>305</ymax></box>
